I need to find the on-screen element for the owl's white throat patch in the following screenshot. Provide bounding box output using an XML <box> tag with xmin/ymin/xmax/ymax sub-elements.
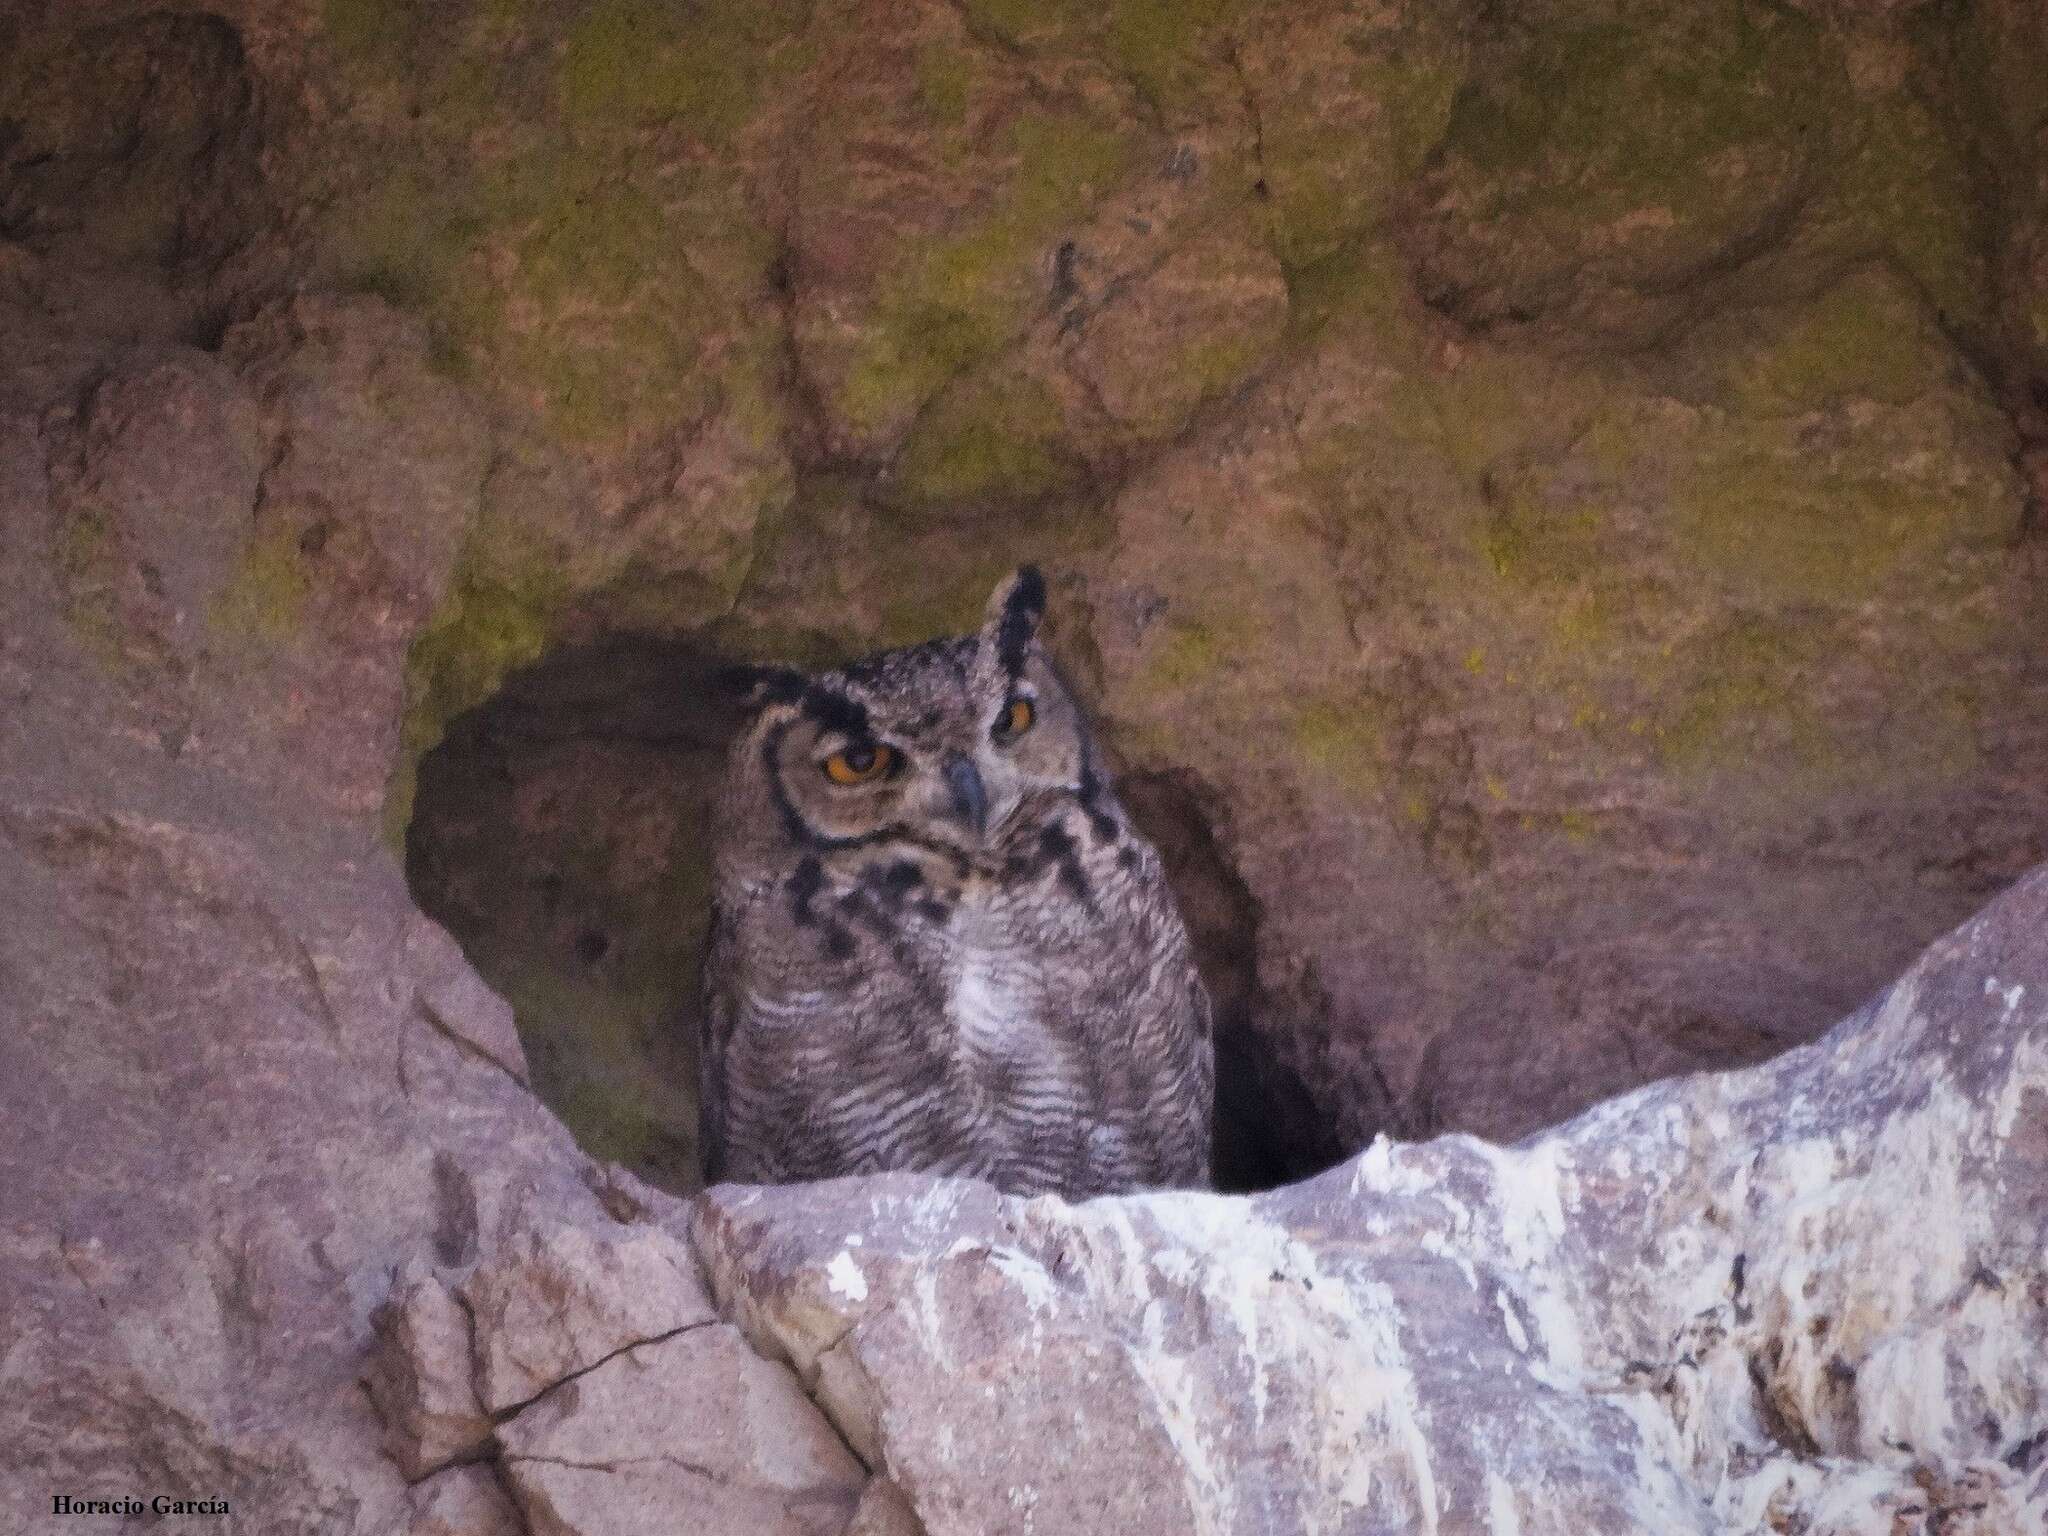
<box><xmin>950</xmin><ymin>949</ymin><xmax>1020</xmax><ymax>1053</ymax></box>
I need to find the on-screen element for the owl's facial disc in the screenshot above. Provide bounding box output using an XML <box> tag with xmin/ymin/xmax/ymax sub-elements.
<box><xmin>751</xmin><ymin>567</ymin><xmax>1090</xmax><ymax>857</ymax></box>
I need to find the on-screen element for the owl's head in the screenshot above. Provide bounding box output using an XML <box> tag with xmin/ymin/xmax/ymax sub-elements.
<box><xmin>721</xmin><ymin>568</ymin><xmax>1102</xmax><ymax>863</ymax></box>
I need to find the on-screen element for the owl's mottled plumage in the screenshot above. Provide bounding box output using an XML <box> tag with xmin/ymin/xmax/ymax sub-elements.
<box><xmin>699</xmin><ymin>568</ymin><xmax>1213</xmax><ymax>1199</ymax></box>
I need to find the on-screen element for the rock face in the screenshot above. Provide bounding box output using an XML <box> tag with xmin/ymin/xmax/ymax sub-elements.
<box><xmin>23</xmin><ymin>0</ymin><xmax>2030</xmax><ymax>1189</ymax></box>
<box><xmin>347</xmin><ymin>0</ymin><xmax>2048</xmax><ymax>1184</ymax></box>
<box><xmin>0</xmin><ymin>295</ymin><xmax>593</xmax><ymax>1531</ymax></box>
<box><xmin>0</xmin><ymin>284</ymin><xmax>866</xmax><ymax>1533</ymax></box>
<box><xmin>3</xmin><ymin>2</ymin><xmax>2048</xmax><ymax>1533</ymax></box>
<box><xmin>697</xmin><ymin>869</ymin><xmax>2048</xmax><ymax>1534</ymax></box>
<box><xmin>495</xmin><ymin>1325</ymin><xmax>866</xmax><ymax>1536</ymax></box>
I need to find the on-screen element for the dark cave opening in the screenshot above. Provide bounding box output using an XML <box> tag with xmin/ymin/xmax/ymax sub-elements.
<box><xmin>405</xmin><ymin>635</ymin><xmax>748</xmax><ymax>1195</ymax></box>
<box><xmin>1117</xmin><ymin>772</ymin><xmax>1349</xmax><ymax>1193</ymax></box>
<box><xmin>404</xmin><ymin>634</ymin><xmax>1341</xmax><ymax>1197</ymax></box>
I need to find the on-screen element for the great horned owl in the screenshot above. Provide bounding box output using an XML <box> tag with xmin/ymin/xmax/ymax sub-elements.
<box><xmin>699</xmin><ymin>568</ymin><xmax>1213</xmax><ymax>1199</ymax></box>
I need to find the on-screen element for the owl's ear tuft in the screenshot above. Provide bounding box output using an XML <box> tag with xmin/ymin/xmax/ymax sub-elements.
<box><xmin>716</xmin><ymin>663</ymin><xmax>807</xmax><ymax>710</ymax></box>
<box><xmin>983</xmin><ymin>565</ymin><xmax>1046</xmax><ymax>676</ymax></box>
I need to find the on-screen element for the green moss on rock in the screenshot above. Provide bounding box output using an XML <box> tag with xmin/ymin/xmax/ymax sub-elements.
<box><xmin>1145</xmin><ymin>610</ymin><xmax>1256</xmax><ymax>689</ymax></box>
<box><xmin>482</xmin><ymin>149</ymin><xmax>759</xmax><ymax>444</ymax></box>
<box><xmin>316</xmin><ymin>0</ymin><xmax>784</xmax><ymax>449</ymax></box>
<box><xmin>326</xmin><ymin>167</ymin><xmax>496</xmax><ymax>363</ymax></box>
<box><xmin>1283</xmin><ymin>236</ymin><xmax>1417</xmax><ymax>342</ymax></box>
<box><xmin>1675</xmin><ymin>454</ymin><xmax>1951</xmax><ymax>608</ymax></box>
<box><xmin>1449</xmin><ymin>4</ymin><xmax>1834</xmax><ymax>202</ymax></box>
<box><xmin>914</xmin><ymin>42</ymin><xmax>978</xmax><ymax>126</ymax></box>
<box><xmin>956</xmin><ymin>0</ymin><xmax>1082</xmax><ymax>49</ymax></box>
<box><xmin>874</xmin><ymin>555</ymin><xmax>1028</xmax><ymax>649</ymax></box>
<box><xmin>1430</xmin><ymin>0</ymin><xmax>1845</xmax><ymax>316</ymax></box>
<box><xmin>556</xmin><ymin>0</ymin><xmax>806</xmax><ymax>141</ymax></box>
<box><xmin>386</xmin><ymin>548</ymin><xmax>571</xmax><ymax>845</ymax></box>
<box><xmin>1724</xmin><ymin>268</ymin><xmax>1945</xmax><ymax>414</ymax></box>
<box><xmin>1829</xmin><ymin>91</ymin><xmax>1989</xmax><ymax>338</ymax></box>
<box><xmin>1260</xmin><ymin>47</ymin><xmax>1465</xmax><ymax>271</ymax></box>
<box><xmin>1478</xmin><ymin>492</ymin><xmax>1605</xmax><ymax>589</ymax></box>
<box><xmin>208</xmin><ymin>525</ymin><xmax>312</xmax><ymax>645</ymax></box>
<box><xmin>1652</xmin><ymin>616</ymin><xmax>1813</xmax><ymax>774</ymax></box>
<box><xmin>1055</xmin><ymin>225</ymin><xmax>1286</xmax><ymax>453</ymax></box>
<box><xmin>1290</xmin><ymin>695</ymin><xmax>1385</xmax><ymax>796</ymax></box>
<box><xmin>952</xmin><ymin>0</ymin><xmax>1247</xmax><ymax>115</ymax></box>
<box><xmin>1668</xmin><ymin>265</ymin><xmax>2019</xmax><ymax>612</ymax></box>
<box><xmin>1103</xmin><ymin>0</ymin><xmax>1244</xmax><ymax>116</ymax></box>
<box><xmin>52</xmin><ymin>504</ymin><xmax>125</xmax><ymax>673</ymax></box>
<box><xmin>838</xmin><ymin>110</ymin><xmax>1135</xmax><ymax>437</ymax></box>
<box><xmin>323</xmin><ymin>0</ymin><xmax>422</xmax><ymax>60</ymax></box>
<box><xmin>893</xmin><ymin>375</ymin><xmax>1071</xmax><ymax>513</ymax></box>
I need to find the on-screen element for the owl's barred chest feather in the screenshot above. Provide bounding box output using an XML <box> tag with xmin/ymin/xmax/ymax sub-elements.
<box><xmin>710</xmin><ymin>804</ymin><xmax>1201</xmax><ymax>1195</ymax></box>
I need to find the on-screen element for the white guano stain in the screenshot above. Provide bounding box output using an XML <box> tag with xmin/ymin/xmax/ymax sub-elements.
<box><xmin>1486</xmin><ymin>1472</ymin><xmax>1522</xmax><ymax>1536</ymax></box>
<box><xmin>1993</xmin><ymin>1035</ymin><xmax>2045</xmax><ymax>1140</ymax></box>
<box><xmin>1094</xmin><ymin>1193</ymin><xmax>1443</xmax><ymax>1535</ymax></box>
<box><xmin>825</xmin><ymin>1249</ymin><xmax>868</xmax><ymax>1303</ymax></box>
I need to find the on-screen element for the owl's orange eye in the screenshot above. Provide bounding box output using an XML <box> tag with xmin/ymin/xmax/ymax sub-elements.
<box><xmin>992</xmin><ymin>696</ymin><xmax>1035</xmax><ymax>743</ymax></box>
<box><xmin>822</xmin><ymin>742</ymin><xmax>896</xmax><ymax>785</ymax></box>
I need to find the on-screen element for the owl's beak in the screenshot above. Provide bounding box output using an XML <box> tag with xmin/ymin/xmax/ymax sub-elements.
<box><xmin>941</xmin><ymin>754</ymin><xmax>988</xmax><ymax>838</ymax></box>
